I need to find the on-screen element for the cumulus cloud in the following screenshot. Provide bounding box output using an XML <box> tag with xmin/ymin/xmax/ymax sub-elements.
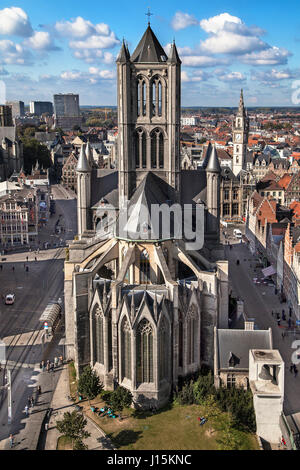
<box><xmin>55</xmin><ymin>16</ymin><xmax>119</xmax><ymax>64</ymax></box>
<box><xmin>181</xmin><ymin>55</ymin><xmax>229</xmax><ymax>67</ymax></box>
<box><xmin>181</xmin><ymin>70</ymin><xmax>211</xmax><ymax>82</ymax></box>
<box><xmin>0</xmin><ymin>39</ymin><xmax>33</xmax><ymax>65</ymax></box>
<box><xmin>216</xmin><ymin>71</ymin><xmax>247</xmax><ymax>82</ymax></box>
<box><xmin>24</xmin><ymin>31</ymin><xmax>59</xmax><ymax>51</ymax></box>
<box><xmin>171</xmin><ymin>12</ymin><xmax>198</xmax><ymax>31</ymax></box>
<box><xmin>0</xmin><ymin>7</ymin><xmax>33</xmax><ymax>37</ymax></box>
<box><xmin>60</xmin><ymin>68</ymin><xmax>115</xmax><ymax>83</ymax></box>
<box><xmin>251</xmin><ymin>68</ymin><xmax>298</xmax><ymax>84</ymax></box>
<box><xmin>240</xmin><ymin>47</ymin><xmax>292</xmax><ymax>65</ymax></box>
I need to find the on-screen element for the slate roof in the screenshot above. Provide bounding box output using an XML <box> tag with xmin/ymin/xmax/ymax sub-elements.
<box><xmin>91</xmin><ymin>169</ymin><xmax>118</xmax><ymax>209</ymax></box>
<box><xmin>130</xmin><ymin>26</ymin><xmax>168</xmax><ymax>63</ymax></box>
<box><xmin>181</xmin><ymin>170</ymin><xmax>207</xmax><ymax>206</ymax></box>
<box><xmin>217</xmin><ymin>329</ymin><xmax>272</xmax><ymax>370</ymax></box>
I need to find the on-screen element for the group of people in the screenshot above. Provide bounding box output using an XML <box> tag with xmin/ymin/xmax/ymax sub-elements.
<box><xmin>40</xmin><ymin>356</ymin><xmax>63</xmax><ymax>373</ymax></box>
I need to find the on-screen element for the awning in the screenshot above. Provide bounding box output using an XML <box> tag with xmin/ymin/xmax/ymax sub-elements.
<box><xmin>40</xmin><ymin>303</ymin><xmax>62</xmax><ymax>328</ymax></box>
<box><xmin>262</xmin><ymin>265</ymin><xmax>276</xmax><ymax>278</ymax></box>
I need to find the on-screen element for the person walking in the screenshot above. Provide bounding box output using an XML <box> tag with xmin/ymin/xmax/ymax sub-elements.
<box><xmin>9</xmin><ymin>434</ymin><xmax>14</xmax><ymax>448</ymax></box>
<box><xmin>25</xmin><ymin>405</ymin><xmax>29</xmax><ymax>416</ymax></box>
<box><xmin>277</xmin><ymin>318</ymin><xmax>281</xmax><ymax>327</ymax></box>
<box><xmin>294</xmin><ymin>367</ymin><xmax>298</xmax><ymax>378</ymax></box>
<box><xmin>47</xmin><ymin>362</ymin><xmax>50</xmax><ymax>373</ymax></box>
<box><xmin>51</xmin><ymin>362</ymin><xmax>54</xmax><ymax>373</ymax></box>
<box><xmin>41</xmin><ymin>360</ymin><xmax>45</xmax><ymax>372</ymax></box>
<box><xmin>288</xmin><ymin>318</ymin><xmax>292</xmax><ymax>329</ymax></box>
<box><xmin>54</xmin><ymin>357</ymin><xmax>58</xmax><ymax>368</ymax></box>
<box><xmin>37</xmin><ymin>386</ymin><xmax>41</xmax><ymax>395</ymax></box>
<box><xmin>30</xmin><ymin>397</ymin><xmax>34</xmax><ymax>408</ymax></box>
<box><xmin>290</xmin><ymin>363</ymin><xmax>294</xmax><ymax>373</ymax></box>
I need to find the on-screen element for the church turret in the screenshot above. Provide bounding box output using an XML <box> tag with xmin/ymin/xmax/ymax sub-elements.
<box><xmin>76</xmin><ymin>144</ymin><xmax>91</xmax><ymax>238</ymax></box>
<box><xmin>116</xmin><ymin>39</ymin><xmax>131</xmax><ymax>63</ymax></box>
<box><xmin>232</xmin><ymin>89</ymin><xmax>249</xmax><ymax>177</ymax></box>
<box><xmin>206</xmin><ymin>145</ymin><xmax>221</xmax><ymax>242</ymax></box>
<box><xmin>167</xmin><ymin>41</ymin><xmax>181</xmax><ymax>65</ymax></box>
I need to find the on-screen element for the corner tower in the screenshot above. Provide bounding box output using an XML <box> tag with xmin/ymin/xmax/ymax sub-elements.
<box><xmin>117</xmin><ymin>27</ymin><xmax>181</xmax><ymax>206</ymax></box>
<box><xmin>232</xmin><ymin>90</ymin><xmax>249</xmax><ymax>177</ymax></box>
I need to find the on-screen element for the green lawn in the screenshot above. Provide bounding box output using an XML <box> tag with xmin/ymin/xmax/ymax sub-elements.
<box><xmin>84</xmin><ymin>399</ymin><xmax>258</xmax><ymax>451</ymax></box>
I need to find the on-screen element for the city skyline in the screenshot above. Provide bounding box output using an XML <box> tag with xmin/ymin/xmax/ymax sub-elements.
<box><xmin>0</xmin><ymin>0</ymin><xmax>299</xmax><ymax>106</ymax></box>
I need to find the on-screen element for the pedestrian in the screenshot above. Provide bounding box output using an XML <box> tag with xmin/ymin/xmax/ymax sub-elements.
<box><xmin>25</xmin><ymin>405</ymin><xmax>29</xmax><ymax>416</ymax></box>
<box><xmin>295</xmin><ymin>367</ymin><xmax>298</xmax><ymax>378</ymax></box>
<box><xmin>41</xmin><ymin>360</ymin><xmax>45</xmax><ymax>372</ymax></box>
<box><xmin>288</xmin><ymin>318</ymin><xmax>292</xmax><ymax>328</ymax></box>
<box><xmin>59</xmin><ymin>355</ymin><xmax>63</xmax><ymax>365</ymax></box>
<box><xmin>47</xmin><ymin>362</ymin><xmax>50</xmax><ymax>373</ymax></box>
<box><xmin>37</xmin><ymin>386</ymin><xmax>41</xmax><ymax>395</ymax></box>
<box><xmin>30</xmin><ymin>397</ymin><xmax>34</xmax><ymax>408</ymax></box>
<box><xmin>12</xmin><ymin>266</ymin><xmax>14</xmax><ymax>272</ymax></box>
<box><xmin>26</xmin><ymin>256</ymin><xmax>28</xmax><ymax>262</ymax></box>
<box><xmin>51</xmin><ymin>362</ymin><xmax>54</xmax><ymax>373</ymax></box>
<box><xmin>290</xmin><ymin>363</ymin><xmax>294</xmax><ymax>373</ymax></box>
<box><xmin>9</xmin><ymin>434</ymin><xmax>14</xmax><ymax>448</ymax></box>
<box><xmin>277</xmin><ymin>318</ymin><xmax>281</xmax><ymax>327</ymax></box>
<box><xmin>35</xmin><ymin>257</ymin><xmax>37</xmax><ymax>262</ymax></box>
<box><xmin>281</xmin><ymin>436</ymin><xmax>287</xmax><ymax>447</ymax></box>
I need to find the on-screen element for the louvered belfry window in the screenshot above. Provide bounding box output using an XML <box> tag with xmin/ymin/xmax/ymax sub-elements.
<box><xmin>136</xmin><ymin>319</ymin><xmax>153</xmax><ymax>384</ymax></box>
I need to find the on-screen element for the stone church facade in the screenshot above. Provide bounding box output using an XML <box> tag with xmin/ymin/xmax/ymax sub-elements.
<box><xmin>64</xmin><ymin>25</ymin><xmax>229</xmax><ymax>409</ymax></box>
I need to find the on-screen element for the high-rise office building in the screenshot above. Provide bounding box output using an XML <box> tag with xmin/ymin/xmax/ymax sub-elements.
<box><xmin>53</xmin><ymin>94</ymin><xmax>82</xmax><ymax>130</ymax></box>
<box><xmin>29</xmin><ymin>101</ymin><xmax>53</xmax><ymax>116</ymax></box>
<box><xmin>53</xmin><ymin>94</ymin><xmax>80</xmax><ymax>117</ymax></box>
<box><xmin>6</xmin><ymin>101</ymin><xmax>25</xmax><ymax>118</ymax></box>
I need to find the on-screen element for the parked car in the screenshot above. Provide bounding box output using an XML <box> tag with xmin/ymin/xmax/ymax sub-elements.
<box><xmin>5</xmin><ymin>294</ymin><xmax>15</xmax><ymax>305</ymax></box>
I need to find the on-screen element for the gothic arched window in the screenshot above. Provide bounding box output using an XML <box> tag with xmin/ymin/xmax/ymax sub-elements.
<box><xmin>135</xmin><ymin>128</ymin><xmax>147</xmax><ymax>169</ymax></box>
<box><xmin>136</xmin><ymin>319</ymin><xmax>154</xmax><ymax>383</ymax></box>
<box><xmin>187</xmin><ymin>305</ymin><xmax>197</xmax><ymax>365</ymax></box>
<box><xmin>159</xmin><ymin>318</ymin><xmax>169</xmax><ymax>380</ymax></box>
<box><xmin>150</xmin><ymin>129</ymin><xmax>164</xmax><ymax>169</ymax></box>
<box><xmin>140</xmin><ymin>249</ymin><xmax>150</xmax><ymax>284</ymax></box>
<box><xmin>93</xmin><ymin>307</ymin><xmax>104</xmax><ymax>365</ymax></box>
<box><xmin>121</xmin><ymin>317</ymin><xmax>131</xmax><ymax>380</ymax></box>
<box><xmin>152</xmin><ymin>76</ymin><xmax>162</xmax><ymax>117</ymax></box>
<box><xmin>137</xmin><ymin>76</ymin><xmax>147</xmax><ymax>117</ymax></box>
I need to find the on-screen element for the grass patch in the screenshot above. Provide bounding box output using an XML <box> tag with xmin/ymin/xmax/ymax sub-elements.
<box><xmin>68</xmin><ymin>362</ymin><xmax>77</xmax><ymax>398</ymax></box>
<box><xmin>57</xmin><ymin>436</ymin><xmax>73</xmax><ymax>450</ymax></box>
<box><xmin>80</xmin><ymin>397</ymin><xmax>258</xmax><ymax>451</ymax></box>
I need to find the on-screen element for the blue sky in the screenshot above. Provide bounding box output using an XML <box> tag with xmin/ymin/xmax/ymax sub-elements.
<box><xmin>0</xmin><ymin>1</ymin><xmax>299</xmax><ymax>106</ymax></box>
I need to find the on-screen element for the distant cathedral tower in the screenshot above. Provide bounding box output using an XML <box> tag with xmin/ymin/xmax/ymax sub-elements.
<box><xmin>232</xmin><ymin>90</ymin><xmax>249</xmax><ymax>177</ymax></box>
<box><xmin>116</xmin><ymin>27</ymin><xmax>181</xmax><ymax>205</ymax></box>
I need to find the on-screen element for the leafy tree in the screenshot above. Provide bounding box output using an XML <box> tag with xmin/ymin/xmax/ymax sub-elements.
<box><xmin>107</xmin><ymin>386</ymin><xmax>133</xmax><ymax>412</ymax></box>
<box><xmin>77</xmin><ymin>365</ymin><xmax>103</xmax><ymax>401</ymax></box>
<box><xmin>56</xmin><ymin>410</ymin><xmax>90</xmax><ymax>450</ymax></box>
<box><xmin>176</xmin><ymin>381</ymin><xmax>195</xmax><ymax>405</ymax></box>
<box><xmin>22</xmin><ymin>138</ymin><xmax>52</xmax><ymax>172</ymax></box>
<box><xmin>24</xmin><ymin>127</ymin><xmax>37</xmax><ymax>138</ymax></box>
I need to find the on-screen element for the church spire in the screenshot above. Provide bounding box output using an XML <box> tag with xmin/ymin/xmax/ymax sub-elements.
<box><xmin>116</xmin><ymin>39</ymin><xmax>130</xmax><ymax>63</ymax></box>
<box><xmin>76</xmin><ymin>144</ymin><xmax>91</xmax><ymax>172</ymax></box>
<box><xmin>237</xmin><ymin>89</ymin><xmax>246</xmax><ymax>116</ymax></box>
<box><xmin>167</xmin><ymin>40</ymin><xmax>181</xmax><ymax>64</ymax></box>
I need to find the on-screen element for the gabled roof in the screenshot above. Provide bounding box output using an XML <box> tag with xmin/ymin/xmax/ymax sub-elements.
<box><xmin>130</xmin><ymin>25</ymin><xmax>168</xmax><ymax>63</ymax></box>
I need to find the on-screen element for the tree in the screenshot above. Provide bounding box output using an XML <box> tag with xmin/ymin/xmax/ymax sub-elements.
<box><xmin>107</xmin><ymin>386</ymin><xmax>133</xmax><ymax>412</ymax></box>
<box><xmin>56</xmin><ymin>410</ymin><xmax>90</xmax><ymax>450</ymax></box>
<box><xmin>77</xmin><ymin>365</ymin><xmax>103</xmax><ymax>401</ymax></box>
<box><xmin>22</xmin><ymin>138</ymin><xmax>52</xmax><ymax>172</ymax></box>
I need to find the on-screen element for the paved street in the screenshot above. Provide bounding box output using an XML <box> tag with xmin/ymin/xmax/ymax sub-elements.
<box><xmin>225</xmin><ymin>237</ymin><xmax>300</xmax><ymax>420</ymax></box>
<box><xmin>0</xmin><ymin>185</ymin><xmax>77</xmax><ymax>450</ymax></box>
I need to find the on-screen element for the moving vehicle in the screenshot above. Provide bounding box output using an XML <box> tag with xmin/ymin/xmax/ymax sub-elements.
<box><xmin>5</xmin><ymin>294</ymin><xmax>15</xmax><ymax>305</ymax></box>
<box><xmin>233</xmin><ymin>229</ymin><xmax>242</xmax><ymax>239</ymax></box>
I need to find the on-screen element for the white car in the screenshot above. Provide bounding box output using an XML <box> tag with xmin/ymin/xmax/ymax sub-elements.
<box><xmin>233</xmin><ymin>229</ymin><xmax>242</xmax><ymax>239</ymax></box>
<box><xmin>5</xmin><ymin>294</ymin><xmax>15</xmax><ymax>305</ymax></box>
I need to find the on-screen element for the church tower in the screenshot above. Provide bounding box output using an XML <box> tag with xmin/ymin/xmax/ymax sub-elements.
<box><xmin>232</xmin><ymin>90</ymin><xmax>249</xmax><ymax>177</ymax></box>
<box><xmin>116</xmin><ymin>25</ymin><xmax>181</xmax><ymax>206</ymax></box>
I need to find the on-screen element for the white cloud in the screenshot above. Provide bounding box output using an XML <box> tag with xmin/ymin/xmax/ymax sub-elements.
<box><xmin>88</xmin><ymin>67</ymin><xmax>115</xmax><ymax>79</ymax></box>
<box><xmin>251</xmin><ymin>68</ymin><xmax>297</xmax><ymax>84</ymax></box>
<box><xmin>24</xmin><ymin>31</ymin><xmax>59</xmax><ymax>51</ymax></box>
<box><xmin>60</xmin><ymin>70</ymin><xmax>83</xmax><ymax>80</ymax></box>
<box><xmin>0</xmin><ymin>7</ymin><xmax>33</xmax><ymax>37</ymax></box>
<box><xmin>0</xmin><ymin>39</ymin><xmax>33</xmax><ymax>65</ymax></box>
<box><xmin>241</xmin><ymin>47</ymin><xmax>292</xmax><ymax>65</ymax></box>
<box><xmin>70</xmin><ymin>32</ymin><xmax>119</xmax><ymax>50</ymax></box>
<box><xmin>171</xmin><ymin>12</ymin><xmax>198</xmax><ymax>31</ymax></box>
<box><xmin>55</xmin><ymin>17</ymin><xmax>95</xmax><ymax>38</ymax></box>
<box><xmin>181</xmin><ymin>55</ymin><xmax>229</xmax><ymax>67</ymax></box>
<box><xmin>217</xmin><ymin>71</ymin><xmax>247</xmax><ymax>82</ymax></box>
<box><xmin>181</xmin><ymin>70</ymin><xmax>210</xmax><ymax>82</ymax></box>
<box><xmin>200</xmin><ymin>12</ymin><xmax>241</xmax><ymax>34</ymax></box>
<box><xmin>200</xmin><ymin>31</ymin><xmax>266</xmax><ymax>55</ymax></box>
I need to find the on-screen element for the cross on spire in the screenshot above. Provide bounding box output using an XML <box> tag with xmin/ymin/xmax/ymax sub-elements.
<box><xmin>145</xmin><ymin>7</ymin><xmax>153</xmax><ymax>25</ymax></box>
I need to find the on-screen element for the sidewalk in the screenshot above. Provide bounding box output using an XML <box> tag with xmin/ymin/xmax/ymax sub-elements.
<box><xmin>44</xmin><ymin>364</ymin><xmax>113</xmax><ymax>451</ymax></box>
<box><xmin>227</xmin><ymin>242</ymin><xmax>300</xmax><ymax>418</ymax></box>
